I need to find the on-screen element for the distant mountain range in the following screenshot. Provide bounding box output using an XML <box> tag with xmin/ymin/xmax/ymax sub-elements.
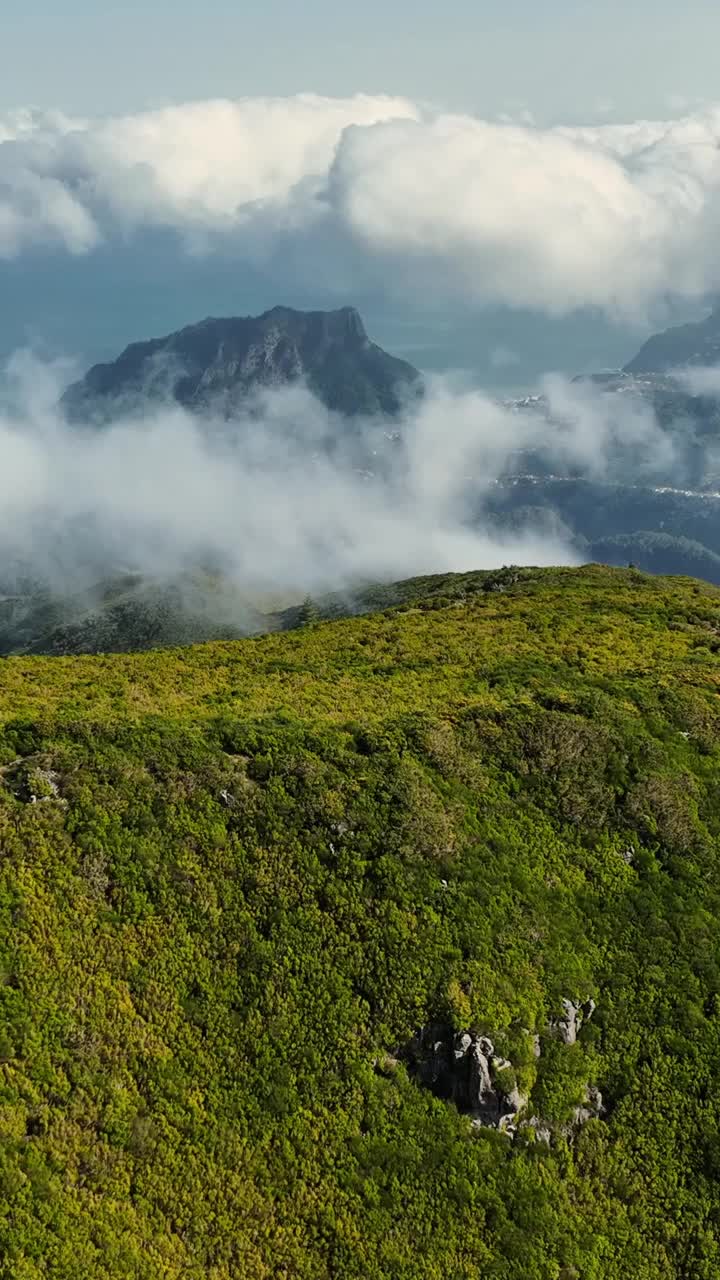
<box><xmin>62</xmin><ymin>305</ymin><xmax>422</xmax><ymax>422</ymax></box>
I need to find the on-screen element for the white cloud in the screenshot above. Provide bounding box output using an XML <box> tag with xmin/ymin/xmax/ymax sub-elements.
<box><xmin>3</xmin><ymin>94</ymin><xmax>720</xmax><ymax>315</ymax></box>
<box><xmin>0</xmin><ymin>94</ymin><xmax>417</xmax><ymax>251</ymax></box>
<box><xmin>673</xmin><ymin>364</ymin><xmax>720</xmax><ymax>396</ymax></box>
<box><xmin>0</xmin><ymin>355</ymin><xmax>580</xmax><ymax>597</ymax></box>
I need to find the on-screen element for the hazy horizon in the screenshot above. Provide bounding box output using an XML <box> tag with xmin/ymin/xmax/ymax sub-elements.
<box><xmin>4</xmin><ymin>0</ymin><xmax>719</xmax><ymax>124</ymax></box>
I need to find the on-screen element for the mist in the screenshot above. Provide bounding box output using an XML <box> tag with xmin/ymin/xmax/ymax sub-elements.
<box><xmin>0</xmin><ymin>350</ymin><xmax>690</xmax><ymax>626</ymax></box>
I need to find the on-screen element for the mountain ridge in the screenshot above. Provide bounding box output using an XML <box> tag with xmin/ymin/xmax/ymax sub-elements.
<box><xmin>624</xmin><ymin>305</ymin><xmax>720</xmax><ymax>374</ymax></box>
<box><xmin>61</xmin><ymin>304</ymin><xmax>422</xmax><ymax>422</ymax></box>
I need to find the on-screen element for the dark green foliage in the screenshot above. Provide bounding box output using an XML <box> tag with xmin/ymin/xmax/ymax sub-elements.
<box><xmin>591</xmin><ymin>531</ymin><xmax>720</xmax><ymax>582</ymax></box>
<box><xmin>0</xmin><ymin>566</ymin><xmax>719</xmax><ymax>1276</ymax></box>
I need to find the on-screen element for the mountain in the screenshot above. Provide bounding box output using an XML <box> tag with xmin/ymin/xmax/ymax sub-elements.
<box><xmin>61</xmin><ymin>305</ymin><xmax>422</xmax><ymax>422</ymax></box>
<box><xmin>490</xmin><ymin>309</ymin><xmax>720</xmax><ymax>581</ymax></box>
<box><xmin>624</xmin><ymin>306</ymin><xmax>720</xmax><ymax>373</ymax></box>
<box><xmin>9</xmin><ymin>301</ymin><xmax>714</xmax><ymax>665</ymax></box>
<box><xmin>587</xmin><ymin>529</ymin><xmax>720</xmax><ymax>579</ymax></box>
<box><xmin>2</xmin><ymin>565</ymin><xmax>720</xmax><ymax>1277</ymax></box>
<box><xmin>569</xmin><ymin>367</ymin><xmax>720</xmax><ymax>443</ymax></box>
<box><xmin>486</xmin><ymin>477</ymin><xmax>720</xmax><ymax>582</ymax></box>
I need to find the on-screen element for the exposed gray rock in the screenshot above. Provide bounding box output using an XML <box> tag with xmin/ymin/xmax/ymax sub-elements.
<box><xmin>455</xmin><ymin>1033</ymin><xmax>473</xmax><ymax>1059</ymax></box>
<box><xmin>62</xmin><ymin>306</ymin><xmax>422</xmax><ymax>424</ymax></box>
<box><xmin>401</xmin><ymin>1020</ymin><xmax>603</xmax><ymax>1145</ymax></box>
<box><xmin>403</xmin><ymin>1025</ymin><xmax>527</xmax><ymax>1131</ymax></box>
<box><xmin>30</xmin><ymin>769</ymin><xmax>61</xmax><ymax>803</ymax></box>
<box><xmin>2</xmin><ymin>759</ymin><xmax>65</xmax><ymax>805</ymax></box>
<box><xmin>551</xmin><ymin>996</ymin><xmax>596</xmax><ymax>1045</ymax></box>
<box><xmin>526</xmin><ymin>1116</ymin><xmax>553</xmax><ymax>1144</ymax></box>
<box><xmin>556</xmin><ymin>998</ymin><xmax>581</xmax><ymax>1045</ymax></box>
<box><xmin>571</xmin><ymin>1084</ymin><xmax>604</xmax><ymax>1128</ymax></box>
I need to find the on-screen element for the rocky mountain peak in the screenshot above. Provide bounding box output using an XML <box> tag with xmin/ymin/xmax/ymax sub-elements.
<box><xmin>61</xmin><ymin>304</ymin><xmax>419</xmax><ymax>423</ymax></box>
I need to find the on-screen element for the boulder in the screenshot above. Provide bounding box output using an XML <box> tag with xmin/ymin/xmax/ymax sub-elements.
<box><xmin>402</xmin><ymin>1026</ymin><xmax>527</xmax><ymax>1131</ymax></box>
<box><xmin>551</xmin><ymin>996</ymin><xmax>596</xmax><ymax>1045</ymax></box>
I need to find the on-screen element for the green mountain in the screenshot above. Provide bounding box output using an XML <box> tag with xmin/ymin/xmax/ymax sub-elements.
<box><xmin>61</xmin><ymin>305</ymin><xmax>422</xmax><ymax>422</ymax></box>
<box><xmin>1</xmin><ymin>565</ymin><xmax>720</xmax><ymax>1277</ymax></box>
<box><xmin>588</xmin><ymin>530</ymin><xmax>720</xmax><ymax>580</ymax></box>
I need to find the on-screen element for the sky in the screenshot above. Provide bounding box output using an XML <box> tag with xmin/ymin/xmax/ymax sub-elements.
<box><xmin>1</xmin><ymin>2</ymin><xmax>719</xmax><ymax>384</ymax></box>
<box><xmin>1</xmin><ymin>1</ymin><xmax>718</xmax><ymax>595</ymax></box>
<box><xmin>4</xmin><ymin>0</ymin><xmax>718</xmax><ymax>123</ymax></box>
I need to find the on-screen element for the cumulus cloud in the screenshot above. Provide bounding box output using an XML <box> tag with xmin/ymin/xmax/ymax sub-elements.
<box><xmin>3</xmin><ymin>95</ymin><xmax>720</xmax><ymax>315</ymax></box>
<box><xmin>0</xmin><ymin>94</ymin><xmax>417</xmax><ymax>255</ymax></box>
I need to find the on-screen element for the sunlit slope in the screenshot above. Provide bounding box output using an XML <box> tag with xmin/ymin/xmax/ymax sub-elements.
<box><xmin>1</xmin><ymin>564</ymin><xmax>720</xmax><ymax>1279</ymax></box>
<box><xmin>0</xmin><ymin>564</ymin><xmax>717</xmax><ymax>725</ymax></box>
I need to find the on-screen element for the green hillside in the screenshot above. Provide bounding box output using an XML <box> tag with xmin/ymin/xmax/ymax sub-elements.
<box><xmin>1</xmin><ymin>565</ymin><xmax>720</xmax><ymax>1278</ymax></box>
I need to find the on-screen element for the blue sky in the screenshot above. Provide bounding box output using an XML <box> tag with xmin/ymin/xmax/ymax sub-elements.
<box><xmin>4</xmin><ymin>0</ymin><xmax>718</xmax><ymax>122</ymax></box>
<box><xmin>2</xmin><ymin>1</ymin><xmax>718</xmax><ymax>382</ymax></box>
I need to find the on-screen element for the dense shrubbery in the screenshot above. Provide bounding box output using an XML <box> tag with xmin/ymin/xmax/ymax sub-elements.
<box><xmin>0</xmin><ymin>565</ymin><xmax>719</xmax><ymax>1277</ymax></box>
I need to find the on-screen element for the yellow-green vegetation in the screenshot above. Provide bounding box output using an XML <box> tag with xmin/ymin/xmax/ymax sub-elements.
<box><xmin>1</xmin><ymin>564</ymin><xmax>720</xmax><ymax>1278</ymax></box>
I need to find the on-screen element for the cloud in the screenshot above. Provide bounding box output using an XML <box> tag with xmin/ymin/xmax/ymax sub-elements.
<box><xmin>0</xmin><ymin>95</ymin><xmax>417</xmax><ymax>254</ymax></box>
<box><xmin>3</xmin><ymin>95</ymin><xmax>720</xmax><ymax>316</ymax></box>
<box><xmin>0</xmin><ymin>354</ymin><xmax>581</xmax><ymax>600</ymax></box>
<box><xmin>673</xmin><ymin>364</ymin><xmax>720</xmax><ymax>396</ymax></box>
<box><xmin>0</xmin><ymin>343</ymin><xmax>694</xmax><ymax>617</ymax></box>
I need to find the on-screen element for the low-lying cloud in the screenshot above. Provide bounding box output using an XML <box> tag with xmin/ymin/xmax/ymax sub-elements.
<box><xmin>0</xmin><ymin>351</ymin><xmax>690</xmax><ymax>612</ymax></box>
<box><xmin>674</xmin><ymin>364</ymin><xmax>720</xmax><ymax>397</ymax></box>
<box><xmin>2</xmin><ymin>95</ymin><xmax>720</xmax><ymax>316</ymax></box>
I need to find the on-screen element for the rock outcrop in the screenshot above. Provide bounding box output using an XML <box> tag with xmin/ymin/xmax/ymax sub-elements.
<box><xmin>1</xmin><ymin>758</ymin><xmax>64</xmax><ymax>805</ymax></box>
<box><xmin>402</xmin><ymin>1025</ymin><xmax>528</xmax><ymax>1132</ymax></box>
<box><xmin>550</xmin><ymin>997</ymin><xmax>596</xmax><ymax>1046</ymax></box>
<box><xmin>571</xmin><ymin>1084</ymin><xmax>604</xmax><ymax>1129</ymax></box>
<box><xmin>401</xmin><ymin>998</ymin><xmax>599</xmax><ymax>1141</ymax></box>
<box><xmin>61</xmin><ymin>305</ymin><xmax>422</xmax><ymax>423</ymax></box>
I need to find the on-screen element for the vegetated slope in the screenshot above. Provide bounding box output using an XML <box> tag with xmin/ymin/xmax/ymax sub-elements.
<box><xmin>1</xmin><ymin>565</ymin><xmax>720</xmax><ymax>1278</ymax></box>
<box><xmin>0</xmin><ymin>572</ymin><xmax>271</xmax><ymax>658</ymax></box>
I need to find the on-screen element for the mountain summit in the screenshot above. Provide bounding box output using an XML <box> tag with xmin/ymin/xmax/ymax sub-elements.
<box><xmin>62</xmin><ymin>305</ymin><xmax>422</xmax><ymax>422</ymax></box>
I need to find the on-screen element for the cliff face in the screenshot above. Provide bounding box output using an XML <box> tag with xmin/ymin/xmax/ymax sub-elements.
<box><xmin>61</xmin><ymin>305</ymin><xmax>422</xmax><ymax>422</ymax></box>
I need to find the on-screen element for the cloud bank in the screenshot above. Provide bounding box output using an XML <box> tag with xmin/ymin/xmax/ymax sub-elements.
<box><xmin>2</xmin><ymin>94</ymin><xmax>720</xmax><ymax>315</ymax></box>
<box><xmin>0</xmin><ymin>355</ymin><xmax>568</xmax><ymax>596</ymax></box>
<box><xmin>0</xmin><ymin>349</ymin><xmax>690</xmax><ymax>610</ymax></box>
<box><xmin>674</xmin><ymin>364</ymin><xmax>720</xmax><ymax>397</ymax></box>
